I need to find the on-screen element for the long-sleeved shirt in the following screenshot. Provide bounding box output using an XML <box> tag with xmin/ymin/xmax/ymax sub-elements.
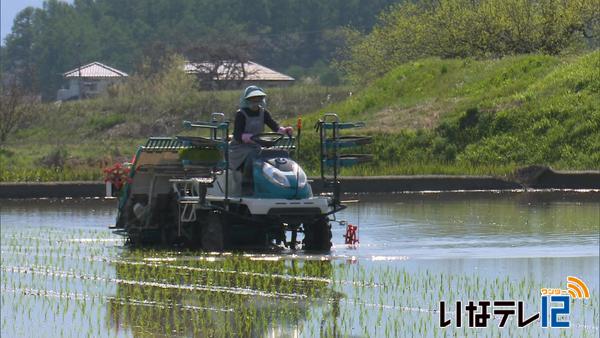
<box><xmin>232</xmin><ymin>108</ymin><xmax>280</xmax><ymax>143</ymax></box>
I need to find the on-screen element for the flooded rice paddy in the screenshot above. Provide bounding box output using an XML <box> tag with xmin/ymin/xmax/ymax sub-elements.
<box><xmin>1</xmin><ymin>192</ymin><xmax>599</xmax><ymax>337</ymax></box>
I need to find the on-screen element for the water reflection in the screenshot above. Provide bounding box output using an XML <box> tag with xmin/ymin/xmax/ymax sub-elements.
<box><xmin>108</xmin><ymin>251</ymin><xmax>341</xmax><ymax>337</ymax></box>
<box><xmin>334</xmin><ymin>191</ymin><xmax>599</xmax><ymax>260</ymax></box>
<box><xmin>1</xmin><ymin>198</ymin><xmax>116</xmax><ymax>229</ymax></box>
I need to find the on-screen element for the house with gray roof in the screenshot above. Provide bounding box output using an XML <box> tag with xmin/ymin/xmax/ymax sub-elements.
<box><xmin>184</xmin><ymin>60</ymin><xmax>294</xmax><ymax>89</ymax></box>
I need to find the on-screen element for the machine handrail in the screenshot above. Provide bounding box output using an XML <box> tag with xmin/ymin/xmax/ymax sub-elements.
<box><xmin>183</xmin><ymin>120</ymin><xmax>229</xmax><ymax>130</ymax></box>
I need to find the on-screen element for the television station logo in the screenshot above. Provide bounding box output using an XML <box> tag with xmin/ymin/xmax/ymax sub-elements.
<box><xmin>439</xmin><ymin>276</ymin><xmax>590</xmax><ymax>329</ymax></box>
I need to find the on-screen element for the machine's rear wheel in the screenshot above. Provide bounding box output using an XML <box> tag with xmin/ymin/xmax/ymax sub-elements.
<box><xmin>303</xmin><ymin>217</ymin><xmax>332</xmax><ymax>251</ymax></box>
<box><xmin>201</xmin><ymin>211</ymin><xmax>229</xmax><ymax>251</ymax></box>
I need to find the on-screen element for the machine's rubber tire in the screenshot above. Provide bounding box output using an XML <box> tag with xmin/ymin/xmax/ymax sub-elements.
<box><xmin>303</xmin><ymin>217</ymin><xmax>332</xmax><ymax>252</ymax></box>
<box><xmin>201</xmin><ymin>211</ymin><xmax>228</xmax><ymax>251</ymax></box>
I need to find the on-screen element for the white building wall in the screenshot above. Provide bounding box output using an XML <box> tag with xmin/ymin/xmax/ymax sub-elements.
<box><xmin>57</xmin><ymin>78</ymin><xmax>123</xmax><ymax>101</ymax></box>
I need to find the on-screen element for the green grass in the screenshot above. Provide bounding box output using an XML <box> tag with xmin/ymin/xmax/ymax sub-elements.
<box><xmin>88</xmin><ymin>114</ymin><xmax>127</xmax><ymax>131</ymax></box>
<box><xmin>297</xmin><ymin>55</ymin><xmax>563</xmax><ymax>129</ymax></box>
<box><xmin>1</xmin><ymin>52</ymin><xmax>598</xmax><ymax>182</ymax></box>
<box><xmin>1</xmin><ymin>83</ymin><xmax>351</xmax><ymax>182</ymax></box>
<box><xmin>0</xmin><ymin>166</ymin><xmax>102</xmax><ymax>182</ymax></box>
<box><xmin>293</xmin><ymin>51</ymin><xmax>600</xmax><ymax>175</ymax></box>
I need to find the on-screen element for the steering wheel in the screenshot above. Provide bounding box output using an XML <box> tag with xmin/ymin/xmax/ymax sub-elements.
<box><xmin>250</xmin><ymin>132</ymin><xmax>285</xmax><ymax>148</ymax></box>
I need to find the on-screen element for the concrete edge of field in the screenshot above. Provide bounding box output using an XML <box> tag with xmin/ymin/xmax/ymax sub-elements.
<box><xmin>1</xmin><ymin>169</ymin><xmax>599</xmax><ymax>199</ymax></box>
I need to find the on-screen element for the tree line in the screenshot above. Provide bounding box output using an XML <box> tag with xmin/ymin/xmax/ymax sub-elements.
<box><xmin>1</xmin><ymin>0</ymin><xmax>398</xmax><ymax>100</ymax></box>
<box><xmin>2</xmin><ymin>0</ymin><xmax>597</xmax><ymax>100</ymax></box>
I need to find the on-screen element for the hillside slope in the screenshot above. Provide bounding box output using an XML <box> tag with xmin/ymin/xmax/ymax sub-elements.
<box><xmin>2</xmin><ymin>52</ymin><xmax>598</xmax><ymax>181</ymax></box>
<box><xmin>295</xmin><ymin>51</ymin><xmax>599</xmax><ymax>175</ymax></box>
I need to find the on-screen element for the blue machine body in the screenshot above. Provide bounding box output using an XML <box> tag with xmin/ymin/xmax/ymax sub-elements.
<box><xmin>251</xmin><ymin>156</ymin><xmax>311</xmax><ymax>199</ymax></box>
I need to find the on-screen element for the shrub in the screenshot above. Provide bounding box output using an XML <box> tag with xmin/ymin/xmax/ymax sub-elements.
<box><xmin>339</xmin><ymin>0</ymin><xmax>599</xmax><ymax>83</ymax></box>
<box><xmin>89</xmin><ymin>114</ymin><xmax>126</xmax><ymax>131</ymax></box>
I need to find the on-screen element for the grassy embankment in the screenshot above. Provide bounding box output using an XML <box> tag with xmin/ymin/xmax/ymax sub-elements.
<box><xmin>293</xmin><ymin>51</ymin><xmax>599</xmax><ymax>176</ymax></box>
<box><xmin>1</xmin><ymin>51</ymin><xmax>598</xmax><ymax>181</ymax></box>
<box><xmin>1</xmin><ymin>83</ymin><xmax>352</xmax><ymax>182</ymax></box>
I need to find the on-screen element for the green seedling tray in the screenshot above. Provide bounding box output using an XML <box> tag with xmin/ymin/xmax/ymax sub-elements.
<box><xmin>178</xmin><ymin>147</ymin><xmax>222</xmax><ymax>165</ymax></box>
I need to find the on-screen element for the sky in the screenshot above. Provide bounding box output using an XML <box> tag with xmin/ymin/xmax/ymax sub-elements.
<box><xmin>1</xmin><ymin>0</ymin><xmax>72</xmax><ymax>45</ymax></box>
<box><xmin>1</xmin><ymin>0</ymin><xmax>44</xmax><ymax>45</ymax></box>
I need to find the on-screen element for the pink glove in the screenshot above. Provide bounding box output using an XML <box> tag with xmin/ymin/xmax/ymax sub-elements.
<box><xmin>241</xmin><ymin>133</ymin><xmax>254</xmax><ymax>144</ymax></box>
<box><xmin>277</xmin><ymin>126</ymin><xmax>293</xmax><ymax>136</ymax></box>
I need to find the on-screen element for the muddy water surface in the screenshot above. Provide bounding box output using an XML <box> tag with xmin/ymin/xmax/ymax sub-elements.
<box><xmin>1</xmin><ymin>192</ymin><xmax>598</xmax><ymax>337</ymax></box>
